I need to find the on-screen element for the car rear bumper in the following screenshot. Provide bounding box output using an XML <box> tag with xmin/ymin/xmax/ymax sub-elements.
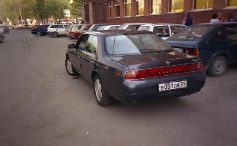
<box><xmin>114</xmin><ymin>71</ymin><xmax>206</xmax><ymax>103</ymax></box>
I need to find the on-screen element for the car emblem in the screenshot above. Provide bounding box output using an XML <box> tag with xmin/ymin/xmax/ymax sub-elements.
<box><xmin>166</xmin><ymin>61</ymin><xmax>170</xmax><ymax>65</ymax></box>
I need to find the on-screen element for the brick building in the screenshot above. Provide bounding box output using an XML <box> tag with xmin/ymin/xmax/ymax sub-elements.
<box><xmin>82</xmin><ymin>0</ymin><xmax>237</xmax><ymax>24</ymax></box>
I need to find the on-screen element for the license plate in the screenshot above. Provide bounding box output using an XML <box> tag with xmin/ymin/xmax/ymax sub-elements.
<box><xmin>173</xmin><ymin>48</ymin><xmax>183</xmax><ymax>53</ymax></box>
<box><xmin>159</xmin><ymin>80</ymin><xmax>187</xmax><ymax>92</ymax></box>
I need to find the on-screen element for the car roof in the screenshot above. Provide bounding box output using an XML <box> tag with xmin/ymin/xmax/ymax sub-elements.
<box><xmin>191</xmin><ymin>22</ymin><xmax>237</xmax><ymax>26</ymax></box>
<box><xmin>83</xmin><ymin>29</ymin><xmax>153</xmax><ymax>35</ymax></box>
<box><xmin>141</xmin><ymin>23</ymin><xmax>186</xmax><ymax>27</ymax></box>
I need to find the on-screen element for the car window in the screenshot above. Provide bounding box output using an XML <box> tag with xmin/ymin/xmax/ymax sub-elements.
<box><xmin>153</xmin><ymin>26</ymin><xmax>169</xmax><ymax>37</ymax></box>
<box><xmin>105</xmin><ymin>33</ymin><xmax>171</xmax><ymax>55</ymax></box>
<box><xmin>170</xmin><ymin>25</ymin><xmax>186</xmax><ymax>34</ymax></box>
<box><xmin>127</xmin><ymin>25</ymin><xmax>140</xmax><ymax>30</ymax></box>
<box><xmin>138</xmin><ymin>26</ymin><xmax>150</xmax><ymax>31</ymax></box>
<box><xmin>109</xmin><ymin>26</ymin><xmax>119</xmax><ymax>30</ymax></box>
<box><xmin>58</xmin><ymin>25</ymin><xmax>64</xmax><ymax>29</ymax></box>
<box><xmin>213</xmin><ymin>28</ymin><xmax>226</xmax><ymax>41</ymax></box>
<box><xmin>50</xmin><ymin>25</ymin><xmax>58</xmax><ymax>28</ymax></box>
<box><xmin>227</xmin><ymin>27</ymin><xmax>237</xmax><ymax>41</ymax></box>
<box><xmin>85</xmin><ymin>35</ymin><xmax>97</xmax><ymax>54</ymax></box>
<box><xmin>169</xmin><ymin>25</ymin><xmax>214</xmax><ymax>40</ymax></box>
<box><xmin>75</xmin><ymin>25</ymin><xmax>82</xmax><ymax>30</ymax></box>
<box><xmin>78</xmin><ymin>34</ymin><xmax>97</xmax><ymax>54</ymax></box>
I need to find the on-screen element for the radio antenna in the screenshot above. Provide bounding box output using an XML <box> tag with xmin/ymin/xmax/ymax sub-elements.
<box><xmin>111</xmin><ymin>27</ymin><xmax>118</xmax><ymax>61</ymax></box>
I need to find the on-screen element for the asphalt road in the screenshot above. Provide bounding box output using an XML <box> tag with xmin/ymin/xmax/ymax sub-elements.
<box><xmin>0</xmin><ymin>29</ymin><xmax>237</xmax><ymax>146</ymax></box>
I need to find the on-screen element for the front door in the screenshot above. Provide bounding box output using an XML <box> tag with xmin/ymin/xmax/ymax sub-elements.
<box><xmin>77</xmin><ymin>34</ymin><xmax>97</xmax><ymax>83</ymax></box>
<box><xmin>226</xmin><ymin>25</ymin><xmax>237</xmax><ymax>63</ymax></box>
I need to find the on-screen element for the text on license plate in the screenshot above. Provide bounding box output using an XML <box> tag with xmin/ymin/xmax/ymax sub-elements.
<box><xmin>159</xmin><ymin>80</ymin><xmax>187</xmax><ymax>92</ymax></box>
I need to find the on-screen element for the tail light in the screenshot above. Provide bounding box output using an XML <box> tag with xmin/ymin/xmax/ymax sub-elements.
<box><xmin>184</xmin><ymin>48</ymin><xmax>199</xmax><ymax>55</ymax></box>
<box><xmin>124</xmin><ymin>69</ymin><xmax>149</xmax><ymax>80</ymax></box>
<box><xmin>124</xmin><ymin>62</ymin><xmax>203</xmax><ymax>80</ymax></box>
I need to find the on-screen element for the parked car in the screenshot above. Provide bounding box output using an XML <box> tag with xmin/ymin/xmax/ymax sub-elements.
<box><xmin>31</xmin><ymin>24</ymin><xmax>51</xmax><ymax>36</ymax></box>
<box><xmin>138</xmin><ymin>23</ymin><xmax>187</xmax><ymax>40</ymax></box>
<box><xmin>118</xmin><ymin>23</ymin><xmax>152</xmax><ymax>30</ymax></box>
<box><xmin>65</xmin><ymin>30</ymin><xmax>206</xmax><ymax>105</ymax></box>
<box><xmin>67</xmin><ymin>24</ymin><xmax>83</xmax><ymax>37</ymax></box>
<box><xmin>166</xmin><ymin>22</ymin><xmax>237</xmax><ymax>77</ymax></box>
<box><xmin>0</xmin><ymin>29</ymin><xmax>5</xmax><ymax>43</ymax></box>
<box><xmin>98</xmin><ymin>25</ymin><xmax>121</xmax><ymax>30</ymax></box>
<box><xmin>88</xmin><ymin>23</ymin><xmax>113</xmax><ymax>31</ymax></box>
<box><xmin>0</xmin><ymin>25</ymin><xmax>10</xmax><ymax>34</ymax></box>
<box><xmin>47</xmin><ymin>24</ymin><xmax>70</xmax><ymax>37</ymax></box>
<box><xmin>68</xmin><ymin>24</ymin><xmax>91</xmax><ymax>39</ymax></box>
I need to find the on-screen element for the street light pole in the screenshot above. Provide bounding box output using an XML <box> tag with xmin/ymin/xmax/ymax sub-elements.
<box><xmin>18</xmin><ymin>0</ymin><xmax>23</xmax><ymax>25</ymax></box>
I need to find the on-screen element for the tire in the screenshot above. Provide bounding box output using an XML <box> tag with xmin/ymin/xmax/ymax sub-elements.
<box><xmin>65</xmin><ymin>57</ymin><xmax>79</xmax><ymax>76</ymax></box>
<box><xmin>52</xmin><ymin>32</ymin><xmax>59</xmax><ymax>38</ymax></box>
<box><xmin>94</xmin><ymin>75</ymin><xmax>112</xmax><ymax>106</ymax></box>
<box><xmin>207</xmin><ymin>56</ymin><xmax>227</xmax><ymax>77</ymax></box>
<box><xmin>36</xmin><ymin>32</ymin><xmax>41</xmax><ymax>36</ymax></box>
<box><xmin>0</xmin><ymin>36</ymin><xmax>3</xmax><ymax>43</ymax></box>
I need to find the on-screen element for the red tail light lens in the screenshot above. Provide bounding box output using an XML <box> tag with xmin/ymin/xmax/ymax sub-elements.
<box><xmin>124</xmin><ymin>62</ymin><xmax>203</xmax><ymax>80</ymax></box>
<box><xmin>124</xmin><ymin>69</ymin><xmax>149</xmax><ymax>80</ymax></box>
<box><xmin>187</xmin><ymin>62</ymin><xmax>203</xmax><ymax>72</ymax></box>
<box><xmin>184</xmin><ymin>48</ymin><xmax>199</xmax><ymax>55</ymax></box>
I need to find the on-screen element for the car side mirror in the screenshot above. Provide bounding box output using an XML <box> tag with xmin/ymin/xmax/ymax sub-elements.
<box><xmin>68</xmin><ymin>44</ymin><xmax>75</xmax><ymax>49</ymax></box>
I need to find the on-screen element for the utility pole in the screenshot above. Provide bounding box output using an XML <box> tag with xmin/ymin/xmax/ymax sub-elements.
<box><xmin>18</xmin><ymin>0</ymin><xmax>23</xmax><ymax>25</ymax></box>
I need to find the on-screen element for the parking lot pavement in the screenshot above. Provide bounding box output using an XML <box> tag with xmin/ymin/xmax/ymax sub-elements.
<box><xmin>0</xmin><ymin>29</ymin><xmax>237</xmax><ymax>146</ymax></box>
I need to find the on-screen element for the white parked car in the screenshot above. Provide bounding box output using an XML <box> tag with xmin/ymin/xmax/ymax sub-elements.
<box><xmin>47</xmin><ymin>24</ymin><xmax>70</xmax><ymax>37</ymax></box>
<box><xmin>98</xmin><ymin>25</ymin><xmax>121</xmax><ymax>30</ymax></box>
<box><xmin>118</xmin><ymin>23</ymin><xmax>152</xmax><ymax>30</ymax></box>
<box><xmin>138</xmin><ymin>23</ymin><xmax>187</xmax><ymax>40</ymax></box>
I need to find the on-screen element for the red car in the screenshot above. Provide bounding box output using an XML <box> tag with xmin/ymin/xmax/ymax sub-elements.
<box><xmin>68</xmin><ymin>24</ymin><xmax>91</xmax><ymax>39</ymax></box>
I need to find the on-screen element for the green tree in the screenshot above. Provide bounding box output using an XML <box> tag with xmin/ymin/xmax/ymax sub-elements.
<box><xmin>48</xmin><ymin>0</ymin><xmax>69</xmax><ymax>23</ymax></box>
<box><xmin>0</xmin><ymin>0</ymin><xmax>35</xmax><ymax>24</ymax></box>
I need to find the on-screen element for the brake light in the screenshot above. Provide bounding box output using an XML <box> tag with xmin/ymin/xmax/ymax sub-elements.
<box><xmin>187</xmin><ymin>62</ymin><xmax>203</xmax><ymax>72</ymax></box>
<box><xmin>124</xmin><ymin>62</ymin><xmax>203</xmax><ymax>80</ymax></box>
<box><xmin>124</xmin><ymin>69</ymin><xmax>149</xmax><ymax>80</ymax></box>
<box><xmin>184</xmin><ymin>48</ymin><xmax>199</xmax><ymax>55</ymax></box>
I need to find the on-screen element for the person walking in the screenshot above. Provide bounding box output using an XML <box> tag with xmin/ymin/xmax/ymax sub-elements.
<box><xmin>183</xmin><ymin>12</ymin><xmax>193</xmax><ymax>26</ymax></box>
<box><xmin>210</xmin><ymin>14</ymin><xmax>220</xmax><ymax>24</ymax></box>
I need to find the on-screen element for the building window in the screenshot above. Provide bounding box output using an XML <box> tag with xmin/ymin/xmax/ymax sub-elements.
<box><xmin>136</xmin><ymin>0</ymin><xmax>144</xmax><ymax>15</ymax></box>
<box><xmin>125</xmin><ymin>0</ymin><xmax>131</xmax><ymax>16</ymax></box>
<box><xmin>170</xmin><ymin>0</ymin><xmax>184</xmax><ymax>12</ymax></box>
<box><xmin>107</xmin><ymin>1</ymin><xmax>112</xmax><ymax>18</ymax></box>
<box><xmin>194</xmin><ymin>0</ymin><xmax>213</xmax><ymax>9</ymax></box>
<box><xmin>98</xmin><ymin>4</ymin><xmax>102</xmax><ymax>19</ymax></box>
<box><xmin>115</xmin><ymin>0</ymin><xmax>120</xmax><ymax>17</ymax></box>
<box><xmin>151</xmin><ymin>0</ymin><xmax>161</xmax><ymax>14</ymax></box>
<box><xmin>227</xmin><ymin>0</ymin><xmax>237</xmax><ymax>7</ymax></box>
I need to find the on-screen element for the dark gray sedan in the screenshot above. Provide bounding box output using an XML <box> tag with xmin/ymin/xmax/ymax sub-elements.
<box><xmin>65</xmin><ymin>30</ymin><xmax>206</xmax><ymax>105</ymax></box>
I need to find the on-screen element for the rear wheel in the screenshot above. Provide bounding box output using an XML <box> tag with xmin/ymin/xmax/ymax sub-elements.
<box><xmin>52</xmin><ymin>32</ymin><xmax>59</xmax><ymax>37</ymax></box>
<box><xmin>94</xmin><ymin>75</ymin><xmax>112</xmax><ymax>106</ymax></box>
<box><xmin>65</xmin><ymin>57</ymin><xmax>79</xmax><ymax>76</ymax></box>
<box><xmin>36</xmin><ymin>32</ymin><xmax>41</xmax><ymax>36</ymax></box>
<box><xmin>207</xmin><ymin>56</ymin><xmax>227</xmax><ymax>77</ymax></box>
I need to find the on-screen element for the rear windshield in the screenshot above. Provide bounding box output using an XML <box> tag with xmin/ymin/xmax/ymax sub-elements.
<box><xmin>105</xmin><ymin>33</ymin><xmax>171</xmax><ymax>55</ymax></box>
<box><xmin>169</xmin><ymin>25</ymin><xmax>215</xmax><ymax>40</ymax></box>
